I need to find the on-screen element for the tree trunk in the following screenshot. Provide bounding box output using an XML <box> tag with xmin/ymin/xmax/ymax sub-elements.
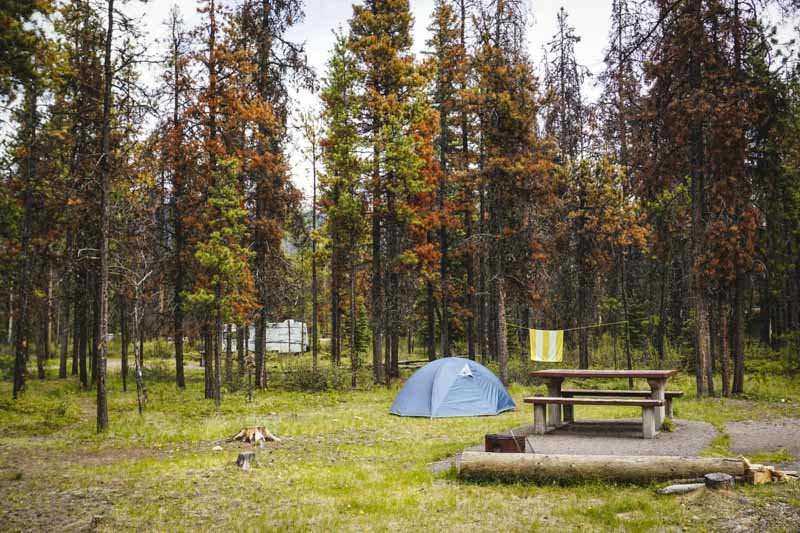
<box><xmin>12</xmin><ymin>82</ymin><xmax>37</xmax><ymax>399</ymax></box>
<box><xmin>689</xmin><ymin>0</ymin><xmax>710</xmax><ymax>398</ymax></box>
<box><xmin>225</xmin><ymin>323</ymin><xmax>233</xmax><ymax>385</ymax></box>
<box><xmin>58</xmin><ymin>279</ymin><xmax>70</xmax><ymax>379</ymax></box>
<box><xmin>171</xmin><ymin>11</ymin><xmax>186</xmax><ymax>391</ymax></box>
<box><xmin>203</xmin><ymin>323</ymin><xmax>213</xmax><ymax>399</ymax></box>
<box><xmin>237</xmin><ymin>323</ymin><xmax>245</xmax><ymax>379</ymax></box>
<box><xmin>331</xmin><ymin>271</ymin><xmax>340</xmax><ymax>365</ymax></box>
<box><xmin>44</xmin><ymin>264</ymin><xmax>53</xmax><ymax>363</ymax></box>
<box><xmin>460</xmin><ymin>0</ymin><xmax>474</xmax><ymax>362</ymax></box>
<box><xmin>91</xmin><ymin>271</ymin><xmax>99</xmax><ymax>385</ymax></box>
<box><xmin>311</xmin><ymin>144</ymin><xmax>319</xmax><ymax>372</ymax></box>
<box><xmin>79</xmin><ymin>274</ymin><xmax>89</xmax><ymax>389</ymax></box>
<box><xmin>6</xmin><ymin>286</ymin><xmax>12</xmax><ymax>347</ymax></box>
<box><xmin>133</xmin><ymin>293</ymin><xmax>146</xmax><ymax>414</ymax></box>
<box><xmin>37</xmin><ymin>302</ymin><xmax>46</xmax><ymax>380</ymax></box>
<box><xmin>426</xmin><ymin>280</ymin><xmax>436</xmax><ymax>361</ymax></box>
<box><xmin>438</xmin><ymin>110</ymin><xmax>450</xmax><ymax>359</ymax></box>
<box><xmin>577</xmin><ymin>192</ymin><xmax>590</xmax><ymax>370</ymax></box>
<box><xmin>214</xmin><ymin>282</ymin><xmax>222</xmax><ymax>407</ymax></box>
<box><xmin>732</xmin><ymin>270</ymin><xmax>745</xmax><ymax>394</ymax></box>
<box><xmin>719</xmin><ymin>295</ymin><xmax>731</xmax><ymax>397</ymax></box>
<box><xmin>255</xmin><ymin>310</ymin><xmax>265</xmax><ymax>389</ymax></box>
<box><xmin>496</xmin><ymin>277</ymin><xmax>508</xmax><ymax>385</ymax></box>
<box><xmin>350</xmin><ymin>259</ymin><xmax>358</xmax><ymax>388</ymax></box>
<box><xmin>120</xmin><ymin>294</ymin><xmax>128</xmax><ymax>392</ymax></box>
<box><xmin>371</xmin><ymin>188</ymin><xmax>384</xmax><ymax>384</ymax></box>
<box><xmin>95</xmin><ymin>0</ymin><xmax>114</xmax><ymax>431</ymax></box>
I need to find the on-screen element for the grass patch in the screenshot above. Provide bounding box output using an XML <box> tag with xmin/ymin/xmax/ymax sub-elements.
<box><xmin>1</xmin><ymin>349</ymin><xmax>800</xmax><ymax>530</ymax></box>
<box><xmin>746</xmin><ymin>448</ymin><xmax>796</xmax><ymax>464</ymax></box>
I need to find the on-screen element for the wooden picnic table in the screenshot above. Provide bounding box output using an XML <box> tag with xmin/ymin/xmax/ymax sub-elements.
<box><xmin>529</xmin><ymin>369</ymin><xmax>679</xmax><ymax>430</ymax></box>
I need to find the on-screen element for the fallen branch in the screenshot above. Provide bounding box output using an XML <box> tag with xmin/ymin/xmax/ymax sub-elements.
<box><xmin>657</xmin><ymin>483</ymin><xmax>705</xmax><ymax>495</ymax></box>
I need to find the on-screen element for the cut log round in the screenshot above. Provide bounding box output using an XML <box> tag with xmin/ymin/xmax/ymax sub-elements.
<box><xmin>704</xmin><ymin>472</ymin><xmax>734</xmax><ymax>490</ymax></box>
<box><xmin>236</xmin><ymin>451</ymin><xmax>256</xmax><ymax>470</ymax></box>
<box><xmin>457</xmin><ymin>452</ymin><xmax>747</xmax><ymax>483</ymax></box>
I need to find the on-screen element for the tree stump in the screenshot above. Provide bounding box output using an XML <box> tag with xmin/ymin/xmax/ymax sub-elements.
<box><xmin>230</xmin><ymin>426</ymin><xmax>280</xmax><ymax>445</ymax></box>
<box><xmin>704</xmin><ymin>472</ymin><xmax>734</xmax><ymax>490</ymax></box>
<box><xmin>236</xmin><ymin>451</ymin><xmax>256</xmax><ymax>470</ymax></box>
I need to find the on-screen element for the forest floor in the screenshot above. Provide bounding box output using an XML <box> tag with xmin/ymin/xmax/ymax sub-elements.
<box><xmin>1</xmin><ymin>354</ymin><xmax>800</xmax><ymax>531</ymax></box>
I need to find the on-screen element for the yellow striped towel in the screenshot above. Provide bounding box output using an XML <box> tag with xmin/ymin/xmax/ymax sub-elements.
<box><xmin>529</xmin><ymin>329</ymin><xmax>564</xmax><ymax>362</ymax></box>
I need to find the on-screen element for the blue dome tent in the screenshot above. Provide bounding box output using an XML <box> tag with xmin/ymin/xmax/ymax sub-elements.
<box><xmin>390</xmin><ymin>357</ymin><xmax>516</xmax><ymax>418</ymax></box>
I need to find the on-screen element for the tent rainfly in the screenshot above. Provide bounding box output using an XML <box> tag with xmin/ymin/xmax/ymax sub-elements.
<box><xmin>390</xmin><ymin>357</ymin><xmax>515</xmax><ymax>418</ymax></box>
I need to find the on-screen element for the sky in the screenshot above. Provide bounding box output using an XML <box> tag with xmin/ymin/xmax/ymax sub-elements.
<box><xmin>128</xmin><ymin>1</ymin><xmax>615</xmax><ymax>198</ymax></box>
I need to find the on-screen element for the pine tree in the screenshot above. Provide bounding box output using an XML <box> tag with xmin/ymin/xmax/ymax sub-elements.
<box><xmin>473</xmin><ymin>0</ymin><xmax>551</xmax><ymax>383</ymax></box>
<box><xmin>348</xmin><ymin>0</ymin><xmax>427</xmax><ymax>381</ymax></box>
<box><xmin>320</xmin><ymin>32</ymin><xmax>364</xmax><ymax>374</ymax></box>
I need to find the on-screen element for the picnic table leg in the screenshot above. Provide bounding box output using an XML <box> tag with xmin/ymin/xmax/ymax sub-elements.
<box><xmin>547</xmin><ymin>379</ymin><xmax>563</xmax><ymax>427</ymax></box>
<box><xmin>648</xmin><ymin>378</ymin><xmax>666</xmax><ymax>429</ymax></box>
<box><xmin>642</xmin><ymin>406</ymin><xmax>656</xmax><ymax>439</ymax></box>
<box><xmin>563</xmin><ymin>391</ymin><xmax>574</xmax><ymax>423</ymax></box>
<box><xmin>533</xmin><ymin>403</ymin><xmax>547</xmax><ymax>434</ymax></box>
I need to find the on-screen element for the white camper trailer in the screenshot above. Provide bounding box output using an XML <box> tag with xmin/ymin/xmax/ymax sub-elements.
<box><xmin>264</xmin><ymin>319</ymin><xmax>308</xmax><ymax>353</ymax></box>
<box><xmin>226</xmin><ymin>320</ymin><xmax>309</xmax><ymax>354</ymax></box>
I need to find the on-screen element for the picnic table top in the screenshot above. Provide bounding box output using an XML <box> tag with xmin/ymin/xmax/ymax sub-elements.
<box><xmin>529</xmin><ymin>369</ymin><xmax>679</xmax><ymax>380</ymax></box>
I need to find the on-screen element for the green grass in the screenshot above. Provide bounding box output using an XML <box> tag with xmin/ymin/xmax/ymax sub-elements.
<box><xmin>0</xmin><ymin>349</ymin><xmax>799</xmax><ymax>531</ymax></box>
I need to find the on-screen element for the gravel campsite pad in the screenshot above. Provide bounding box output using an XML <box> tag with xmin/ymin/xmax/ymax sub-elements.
<box><xmin>726</xmin><ymin>418</ymin><xmax>800</xmax><ymax>470</ymax></box>
<box><xmin>430</xmin><ymin>419</ymin><xmax>717</xmax><ymax>473</ymax></box>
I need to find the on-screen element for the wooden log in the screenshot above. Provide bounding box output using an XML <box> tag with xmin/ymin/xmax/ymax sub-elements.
<box><xmin>236</xmin><ymin>451</ymin><xmax>256</xmax><ymax>470</ymax></box>
<box><xmin>704</xmin><ymin>472</ymin><xmax>734</xmax><ymax>490</ymax></box>
<box><xmin>457</xmin><ymin>452</ymin><xmax>747</xmax><ymax>483</ymax></box>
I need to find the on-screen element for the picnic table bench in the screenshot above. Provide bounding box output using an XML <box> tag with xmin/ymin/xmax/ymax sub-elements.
<box><xmin>527</xmin><ymin>369</ymin><xmax>680</xmax><ymax>439</ymax></box>
<box><xmin>561</xmin><ymin>389</ymin><xmax>684</xmax><ymax>419</ymax></box>
<box><xmin>524</xmin><ymin>396</ymin><xmax>665</xmax><ymax>439</ymax></box>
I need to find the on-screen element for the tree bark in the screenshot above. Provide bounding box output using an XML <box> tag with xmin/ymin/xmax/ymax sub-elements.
<box><xmin>59</xmin><ymin>232</ymin><xmax>73</xmax><ymax>379</ymax></box>
<box><xmin>688</xmin><ymin>0</ymin><xmax>709</xmax><ymax>398</ymax></box>
<box><xmin>225</xmin><ymin>323</ymin><xmax>233</xmax><ymax>385</ymax></box>
<box><xmin>496</xmin><ymin>276</ymin><xmax>509</xmax><ymax>385</ymax></box>
<box><xmin>120</xmin><ymin>294</ymin><xmax>128</xmax><ymax>392</ymax></box>
<box><xmin>371</xmin><ymin>182</ymin><xmax>384</xmax><ymax>383</ymax></box>
<box><xmin>237</xmin><ymin>323</ymin><xmax>245</xmax><ymax>379</ymax></box>
<box><xmin>95</xmin><ymin>0</ymin><xmax>114</xmax><ymax>431</ymax></box>
<box><xmin>171</xmin><ymin>9</ymin><xmax>186</xmax><ymax>391</ymax></box>
<box><xmin>311</xmin><ymin>136</ymin><xmax>319</xmax><ymax>372</ymax></box>
<box><xmin>214</xmin><ymin>282</ymin><xmax>222</xmax><ymax>407</ymax></box>
<box><xmin>12</xmin><ymin>82</ymin><xmax>37</xmax><ymax>399</ymax></box>
<box><xmin>350</xmin><ymin>259</ymin><xmax>358</xmax><ymax>388</ymax></box>
<box><xmin>255</xmin><ymin>309</ymin><xmax>265</xmax><ymax>389</ymax></box>
<box><xmin>331</xmin><ymin>271</ymin><xmax>340</xmax><ymax>365</ymax></box>
<box><xmin>426</xmin><ymin>280</ymin><xmax>436</xmax><ymax>361</ymax></box>
<box><xmin>732</xmin><ymin>270</ymin><xmax>745</xmax><ymax>394</ymax></box>
<box><xmin>203</xmin><ymin>323</ymin><xmax>213</xmax><ymax>399</ymax></box>
<box><xmin>719</xmin><ymin>295</ymin><xmax>731</xmax><ymax>397</ymax></box>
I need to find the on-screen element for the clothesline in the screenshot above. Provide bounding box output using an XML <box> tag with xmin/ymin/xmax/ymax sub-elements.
<box><xmin>508</xmin><ymin>319</ymin><xmax>638</xmax><ymax>332</ymax></box>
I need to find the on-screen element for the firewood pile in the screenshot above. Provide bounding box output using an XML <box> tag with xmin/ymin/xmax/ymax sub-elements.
<box><xmin>743</xmin><ymin>457</ymin><xmax>799</xmax><ymax>484</ymax></box>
